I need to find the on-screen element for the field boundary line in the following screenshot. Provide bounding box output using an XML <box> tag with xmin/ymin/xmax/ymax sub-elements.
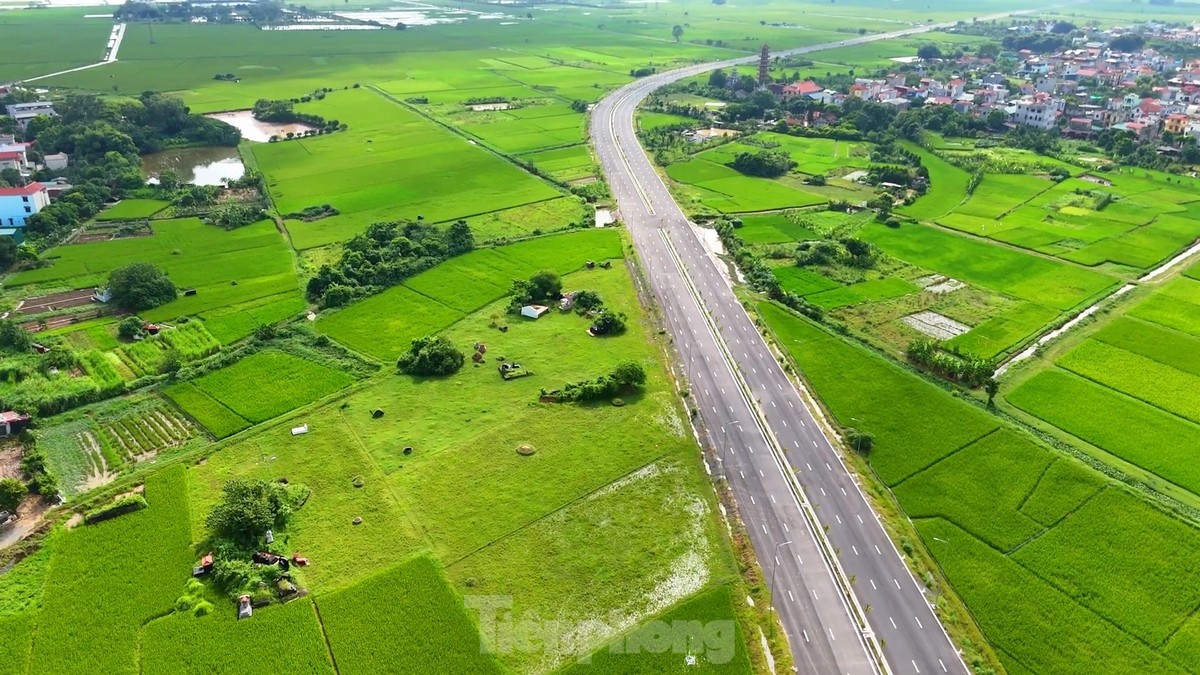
<box><xmin>1013</xmin><ymin>455</ymin><xmax>1058</xmax><ymax>515</ymax></box>
<box><xmin>442</xmin><ymin>452</ymin><xmax>670</xmax><ymax>568</ymax></box>
<box><xmin>366</xmin><ymin>84</ymin><xmax>571</xmax><ymax>195</ymax></box>
<box><xmin>886</xmin><ymin>427</ymin><xmax>1001</xmax><ymax>491</ymax></box>
<box><xmin>310</xmin><ymin>597</ymin><xmax>343</xmax><ymax>675</ymax></box>
<box><xmin>1011</xmin><ymin>483</ymin><xmax>1106</xmax><ymax>553</ymax></box>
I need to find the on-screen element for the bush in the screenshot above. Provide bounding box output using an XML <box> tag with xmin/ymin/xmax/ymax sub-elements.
<box><xmin>84</xmin><ymin>494</ymin><xmax>147</xmax><ymax>524</ymax></box>
<box><xmin>589</xmin><ymin>309</ymin><xmax>627</xmax><ymax>336</ymax></box>
<box><xmin>729</xmin><ymin>150</ymin><xmax>796</xmax><ymax>177</ymax></box>
<box><xmin>396</xmin><ymin>335</ymin><xmax>464</xmax><ymax>376</ymax></box>
<box><xmin>558</xmin><ymin>361</ymin><xmax>646</xmax><ymax>402</ymax></box>
<box><xmin>206</xmin><ymin>478</ymin><xmax>305</xmax><ymax>546</ymax></box>
<box><xmin>118</xmin><ymin>316</ymin><xmax>143</xmax><ymax>340</ymax></box>
<box><xmin>0</xmin><ymin>477</ymin><xmax>24</xmax><ymax>512</ymax></box>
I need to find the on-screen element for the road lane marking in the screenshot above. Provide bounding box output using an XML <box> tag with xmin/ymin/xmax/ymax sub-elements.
<box><xmin>875</xmin><ymin>545</ymin><xmax>882</xmax><ymax>555</ymax></box>
<box><xmin>750</xmin><ymin>495</ymin><xmax>755</xmax><ymax>504</ymax></box>
<box><xmin>913</xmin><ymin>660</ymin><xmax>921</xmax><ymax>673</ymax></box>
<box><xmin>826</xmin><ymin>462</ymin><xmax>832</xmax><ymax>471</ymax></box>
<box><xmin>856</xmin><ymin>514</ymin><xmax>864</xmax><ymax>524</ymax></box>
<box><xmin>889</xmin><ymin>617</ymin><xmax>897</xmax><ymax>629</ymax></box>
<box><xmin>939</xmin><ymin>659</ymin><xmax>947</xmax><ymax>672</ymax></box>
<box><xmin>788</xmin><ymin>590</ymin><xmax>794</xmax><ymax>602</ymax></box>
<box><xmin>811</xmin><ymin>589</ymin><xmax>818</xmax><ymax>600</ymax></box>
<box><xmin>852</xmin><ymin>545</ymin><xmax>858</xmax><ymax>556</ymax></box>
<box><xmin>828</xmin><ymin>628</ymin><xmax>835</xmax><ymax>642</ymax></box>
<box><xmin>761</xmin><ymin>524</ymin><xmax>768</xmax><ymax>534</ymax></box>
<box><xmin>915</xmin><ymin>616</ymin><xmax>924</xmax><ymax>629</ymax></box>
<box><xmin>870</xmin><ymin>579</ymin><xmax>877</xmax><ymax>590</ymax></box>
<box><xmin>819</xmin><ymin>487</ymin><xmax>826</xmax><ymax>496</ymax></box>
<box><xmin>783</xmin><ymin>522</ymin><xmax>789</xmax><ymax>533</ymax></box>
<box><xmin>835</xmin><ymin>514</ymin><xmax>842</xmax><ymax>524</ymax></box>
<box><xmin>841</xmin><ymin>487</ymin><xmax>847</xmax><ymax>495</ymax></box>
<box><xmin>770</xmin><ymin>494</ymin><xmax>776</xmax><ymax>504</ymax></box>
<box><xmin>894</xmin><ymin>578</ymin><xmax>902</xmax><ymax>590</ymax></box>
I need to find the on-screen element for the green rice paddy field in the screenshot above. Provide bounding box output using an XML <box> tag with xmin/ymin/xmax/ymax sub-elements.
<box><xmin>759</xmin><ymin>302</ymin><xmax>1200</xmax><ymax>675</ymax></box>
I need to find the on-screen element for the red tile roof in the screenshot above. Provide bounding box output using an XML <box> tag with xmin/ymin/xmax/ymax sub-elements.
<box><xmin>0</xmin><ymin>182</ymin><xmax>45</xmax><ymax>197</ymax></box>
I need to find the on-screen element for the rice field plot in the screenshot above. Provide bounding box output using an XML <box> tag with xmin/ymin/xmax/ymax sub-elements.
<box><xmin>460</xmin><ymin>107</ymin><xmax>584</xmax><ymax>154</ymax></box>
<box><xmin>758</xmin><ymin>303</ymin><xmax>998</xmax><ymax>484</ymax></box>
<box><xmin>772</xmin><ymin>265</ymin><xmax>839</xmax><ymax>296</ymax></box>
<box><xmin>736</xmin><ymin>213</ymin><xmax>819</xmax><ymax>244</ymax></box>
<box><xmin>1060</xmin><ymin>224</ymin><xmax>1197</xmax><ymax>269</ymax></box>
<box><xmin>638</xmin><ymin>111</ymin><xmax>698</xmax><ymax>131</ymax></box>
<box><xmin>139</xmin><ymin>599</ymin><xmax>334</xmax><ymax>675</ymax></box>
<box><xmin>946</xmin><ymin>302</ymin><xmax>1059</xmax><ymax>360</ymax></box>
<box><xmin>95</xmin><ymin>200</ymin><xmax>170</xmax><ymax>222</ymax></box>
<box><xmin>0</xmin><ymin>8</ymin><xmax>112</xmax><ymax>81</ymax></box>
<box><xmin>76</xmin><ymin>349</ymin><xmax>124</xmax><ymax>390</ymax></box>
<box><xmin>317</xmin><ymin>556</ymin><xmax>504</xmax><ymax>675</ymax></box>
<box><xmin>521</xmin><ymin>144</ymin><xmax>594</xmax><ymax>182</ymax></box>
<box><xmin>454</xmin><ymin>196</ymin><xmax>588</xmax><ymax>243</ymax></box>
<box><xmin>558</xmin><ymin>585</ymin><xmax>754</xmax><ymax>675</ymax></box>
<box><xmin>1013</xmin><ymin>488</ymin><xmax>1200</xmax><ymax>647</ymax></box>
<box><xmin>1007</xmin><ymin>369</ymin><xmax>1200</xmax><ymax>498</ymax></box>
<box><xmin>1059</xmin><ymin>339</ymin><xmax>1200</xmax><ymax>426</ymax></box>
<box><xmin>766</xmin><ymin>134</ymin><xmax>873</xmax><ymax>176</ymax></box>
<box><xmin>859</xmin><ymin>221</ymin><xmax>1117</xmax><ymax>311</ymax></box>
<box><xmin>917</xmin><ymin>519</ymin><xmax>1179</xmax><ymax>675</ymax></box>
<box><xmin>162</xmin><ymin>382</ymin><xmax>250</xmax><ymax>439</ymax></box>
<box><xmin>119</xmin><ymin>340</ymin><xmax>167</xmax><ymax>378</ymax></box>
<box><xmin>198</xmin><ymin>293</ymin><xmax>307</xmax><ymax>345</ymax></box>
<box><xmin>1128</xmin><ymin>277</ymin><xmax>1200</xmax><ymax>337</ymax></box>
<box><xmin>804</xmin><ymin>277</ymin><xmax>919</xmax><ymax>310</ymax></box>
<box><xmin>30</xmin><ymin>466</ymin><xmax>193</xmax><ymax>675</ymax></box>
<box><xmin>949</xmin><ymin>174</ymin><xmax>1055</xmax><ymax>221</ymax></box>
<box><xmin>1017</xmin><ymin>456</ymin><xmax>1106</xmax><ymax>527</ymax></box>
<box><xmin>315</xmin><ymin>285</ymin><xmax>465</xmax><ymax>363</ymax></box>
<box><xmin>190</xmin><ymin>350</ymin><xmax>354</xmax><ymax>423</ymax></box>
<box><xmin>1092</xmin><ymin>316</ymin><xmax>1200</xmax><ymax>378</ymax></box>
<box><xmin>160</xmin><ymin>321</ymin><xmax>221</xmax><ymax>361</ymax></box>
<box><xmin>253</xmin><ymin>88</ymin><xmax>562</xmax><ymax>251</ymax></box>
<box><xmin>665</xmin><ymin>158</ymin><xmax>825</xmax><ymax>213</ymax></box>
<box><xmin>897</xmin><ymin>143</ymin><xmax>971</xmax><ymax>221</ymax></box>
<box><xmin>893</xmin><ymin>429</ymin><xmax>1051</xmax><ymax>552</ymax></box>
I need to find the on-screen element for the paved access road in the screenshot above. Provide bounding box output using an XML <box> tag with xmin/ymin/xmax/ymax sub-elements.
<box><xmin>587</xmin><ymin>21</ymin><xmax>1028</xmax><ymax>675</ymax></box>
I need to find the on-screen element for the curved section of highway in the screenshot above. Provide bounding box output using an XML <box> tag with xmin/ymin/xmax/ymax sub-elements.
<box><xmin>590</xmin><ymin>25</ymin><xmax>988</xmax><ymax>675</ymax></box>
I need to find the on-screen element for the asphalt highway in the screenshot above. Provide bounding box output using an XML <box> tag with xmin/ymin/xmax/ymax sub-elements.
<box><xmin>585</xmin><ymin>20</ymin><xmax>1027</xmax><ymax>675</ymax></box>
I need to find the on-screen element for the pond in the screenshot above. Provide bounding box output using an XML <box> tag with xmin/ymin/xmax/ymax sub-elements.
<box><xmin>206</xmin><ymin>110</ymin><xmax>316</xmax><ymax>143</ymax></box>
<box><xmin>142</xmin><ymin>146</ymin><xmax>244</xmax><ymax>187</ymax></box>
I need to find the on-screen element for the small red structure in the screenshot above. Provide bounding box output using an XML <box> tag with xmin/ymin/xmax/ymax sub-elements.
<box><xmin>142</xmin><ymin>323</ymin><xmax>161</xmax><ymax>335</ymax></box>
<box><xmin>0</xmin><ymin>411</ymin><xmax>31</xmax><ymax>437</ymax></box>
<box><xmin>291</xmin><ymin>553</ymin><xmax>310</xmax><ymax>567</ymax></box>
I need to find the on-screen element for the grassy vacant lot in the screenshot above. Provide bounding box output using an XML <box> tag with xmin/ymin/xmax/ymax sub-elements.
<box><xmin>759</xmin><ymin>301</ymin><xmax>1200</xmax><ymax>674</ymax></box>
<box><xmin>317</xmin><ymin>229</ymin><xmax>622</xmax><ymax>361</ymax></box>
<box><xmin>248</xmin><ymin>88</ymin><xmax>562</xmax><ymax>250</ymax></box>
<box><xmin>95</xmin><ymin>199</ymin><xmax>171</xmax><ymax>221</ymax></box>
<box><xmin>189</xmin><ymin>349</ymin><xmax>355</xmax><ymax>422</ymax></box>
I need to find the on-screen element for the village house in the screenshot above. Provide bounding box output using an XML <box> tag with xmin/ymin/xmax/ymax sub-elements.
<box><xmin>4</xmin><ymin>101</ymin><xmax>55</xmax><ymax>130</ymax></box>
<box><xmin>0</xmin><ymin>181</ymin><xmax>49</xmax><ymax>230</ymax></box>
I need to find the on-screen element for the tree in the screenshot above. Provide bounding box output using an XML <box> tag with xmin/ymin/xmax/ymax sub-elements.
<box><xmin>1109</xmin><ymin>33</ymin><xmax>1145</xmax><ymax>52</ymax></box>
<box><xmin>0</xmin><ymin>319</ymin><xmax>31</xmax><ymax>353</ymax></box>
<box><xmin>708</xmin><ymin>69</ymin><xmax>728</xmax><ymax>88</ymax></box>
<box><xmin>160</xmin><ymin>349</ymin><xmax>182</xmax><ymax>376</ymax></box>
<box><xmin>729</xmin><ymin>150</ymin><xmax>796</xmax><ymax>177</ymax></box>
<box><xmin>117</xmin><ymin>316</ymin><xmax>143</xmax><ymax>340</ymax></box>
<box><xmin>0</xmin><ymin>477</ymin><xmax>25</xmax><ymax>513</ymax></box>
<box><xmin>672</xmin><ymin>24</ymin><xmax>684</xmax><ymax>42</ymax></box>
<box><xmin>397</xmin><ymin>335</ymin><xmax>465</xmax><ymax>376</ymax></box>
<box><xmin>916</xmin><ymin>43</ymin><xmax>942</xmax><ymax>61</ymax></box>
<box><xmin>845</xmin><ymin>428</ymin><xmax>874</xmax><ymax>455</ymax></box>
<box><xmin>572</xmin><ymin>290</ymin><xmax>604</xmax><ymax>312</ymax></box>
<box><xmin>445</xmin><ymin>219</ymin><xmax>475</xmax><ymax>256</ymax></box>
<box><xmin>107</xmin><ymin>263</ymin><xmax>176</xmax><ymax>311</ymax></box>
<box><xmin>984</xmin><ymin>378</ymin><xmax>999</xmax><ymax>407</ymax></box>
<box><xmin>0</xmin><ymin>235</ymin><xmax>16</xmax><ymax>271</ymax></box>
<box><xmin>610</xmin><ymin>361</ymin><xmax>646</xmax><ymax>387</ymax></box>
<box><xmin>986</xmin><ymin>108</ymin><xmax>1009</xmax><ymax>131</ymax></box>
<box><xmin>976</xmin><ymin>42</ymin><xmax>1000</xmax><ymax>60</ymax></box>
<box><xmin>528</xmin><ymin>270</ymin><xmax>562</xmax><ymax>301</ymax></box>
<box><xmin>590</xmin><ymin>309</ymin><xmax>627</xmax><ymax>336</ymax></box>
<box><xmin>206</xmin><ymin>479</ymin><xmax>300</xmax><ymax>546</ymax></box>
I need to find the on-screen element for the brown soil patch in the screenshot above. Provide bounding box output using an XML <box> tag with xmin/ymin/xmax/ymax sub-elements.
<box><xmin>17</xmin><ymin>288</ymin><xmax>96</xmax><ymax>315</ymax></box>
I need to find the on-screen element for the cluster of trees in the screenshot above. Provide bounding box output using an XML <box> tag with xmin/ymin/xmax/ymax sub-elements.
<box><xmin>205</xmin><ymin>478</ymin><xmax>309</xmax><ymax>598</ymax></box>
<box><xmin>557</xmin><ymin>361</ymin><xmax>646</xmax><ymax>402</ymax></box>
<box><xmin>108</xmin><ymin>263</ymin><xmax>176</xmax><ymax>311</ymax></box>
<box><xmin>251</xmin><ymin>98</ymin><xmax>344</xmax><ymax>135</ymax></box>
<box><xmin>729</xmin><ymin>149</ymin><xmax>796</xmax><ymax>177</ymax></box>
<box><xmin>507</xmin><ymin>270</ymin><xmax>562</xmax><ymax>314</ymax></box>
<box><xmin>589</xmin><ymin>309</ymin><xmax>627</xmax><ymax>336</ymax></box>
<box><xmin>906</xmin><ymin>338</ymin><xmax>995</xmax><ymax>388</ymax></box>
<box><xmin>306</xmin><ymin>220</ymin><xmax>475</xmax><ymax>307</ymax></box>
<box><xmin>794</xmin><ymin>237</ymin><xmax>879</xmax><ymax>269</ymax></box>
<box><xmin>116</xmin><ymin>0</ymin><xmax>287</xmax><ymax>24</ymax></box>
<box><xmin>396</xmin><ymin>335</ymin><xmax>464</xmax><ymax>376</ymax></box>
<box><xmin>714</xmin><ymin>218</ymin><xmax>823</xmax><ymax>322</ymax></box>
<box><xmin>0</xmin><ymin>441</ymin><xmax>58</xmax><ymax>513</ymax></box>
<box><xmin>205</xmin><ymin>202</ymin><xmax>266</xmax><ymax>229</ymax></box>
<box><xmin>1092</xmin><ymin>127</ymin><xmax>1200</xmax><ymax>169</ymax></box>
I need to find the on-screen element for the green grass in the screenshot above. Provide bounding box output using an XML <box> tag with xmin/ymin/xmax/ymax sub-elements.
<box><xmin>0</xmin><ymin>8</ymin><xmax>113</xmax><ymax>81</ymax></box>
<box><xmin>557</xmin><ymin>585</ymin><xmax>754</xmax><ymax>674</ymax></box>
<box><xmin>30</xmin><ymin>466</ymin><xmax>193</xmax><ymax>675</ymax></box>
<box><xmin>804</xmin><ymin>277</ymin><xmax>918</xmax><ymax>310</ymax></box>
<box><xmin>946</xmin><ymin>302</ymin><xmax>1059</xmax><ymax>359</ymax></box>
<box><xmin>736</xmin><ymin>213</ymin><xmax>818</xmax><ymax>244</ymax></box>
<box><xmin>1018</xmin><ymin>457</ymin><xmax>1106</xmax><ymax>527</ymax></box>
<box><xmin>139</xmin><ymin>599</ymin><xmax>334</xmax><ymax>675</ymax></box>
<box><xmin>859</xmin><ymin>221</ymin><xmax>1116</xmax><ymax>311</ymax></box>
<box><xmin>191</xmin><ymin>350</ymin><xmax>354</xmax><ymax>423</ymax></box>
<box><xmin>315</xmin><ymin>285</ymin><xmax>465</xmax><ymax>363</ymax></box>
<box><xmin>898</xmin><ymin>143</ymin><xmax>971</xmax><ymax>221</ymax></box>
<box><xmin>772</xmin><ymin>265</ymin><xmax>839</xmax><ymax>296</ymax></box>
<box><xmin>522</xmin><ymin>144</ymin><xmax>595</xmax><ymax>182</ymax></box>
<box><xmin>95</xmin><ymin>199</ymin><xmax>170</xmax><ymax>221</ymax></box>
<box><xmin>162</xmin><ymin>382</ymin><xmax>251</xmax><ymax>439</ymax></box>
<box><xmin>161</xmin><ymin>321</ymin><xmax>221</xmax><ymax>361</ymax></box>
<box><xmin>1093</xmin><ymin>315</ymin><xmax>1200</xmax><ymax>377</ymax></box>
<box><xmin>317</xmin><ymin>556</ymin><xmax>505</xmax><ymax>675</ymax></box>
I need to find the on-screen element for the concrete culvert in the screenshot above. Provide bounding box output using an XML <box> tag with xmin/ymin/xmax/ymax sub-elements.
<box><xmin>372</xmin><ymin>409</ymin><xmax>385</xmax><ymax>419</ymax></box>
<box><xmin>517</xmin><ymin>444</ymin><xmax>536</xmax><ymax>456</ymax></box>
<box><xmin>403</xmin><ymin>446</ymin><xmax>413</xmax><ymax>455</ymax></box>
<box><xmin>351</xmin><ymin>476</ymin><xmax>365</xmax><ymax>488</ymax></box>
<box><xmin>352</xmin><ymin>517</ymin><xmax>363</xmax><ymax>525</ymax></box>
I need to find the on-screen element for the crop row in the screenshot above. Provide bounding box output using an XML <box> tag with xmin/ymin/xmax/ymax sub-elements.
<box><xmin>100</xmin><ymin>406</ymin><xmax>196</xmax><ymax>461</ymax></box>
<box><xmin>162</xmin><ymin>382</ymin><xmax>250</xmax><ymax>439</ymax></box>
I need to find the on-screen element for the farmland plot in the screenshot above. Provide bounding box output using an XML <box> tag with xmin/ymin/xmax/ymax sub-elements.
<box><xmin>162</xmin><ymin>382</ymin><xmax>251</xmax><ymax>439</ymax></box>
<box><xmin>30</xmin><ymin>467</ymin><xmax>193</xmax><ymax>675</ymax></box>
<box><xmin>190</xmin><ymin>350</ymin><xmax>354</xmax><ymax>423</ymax></box>
<box><xmin>318</xmin><ymin>556</ymin><xmax>505</xmax><ymax>675</ymax></box>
